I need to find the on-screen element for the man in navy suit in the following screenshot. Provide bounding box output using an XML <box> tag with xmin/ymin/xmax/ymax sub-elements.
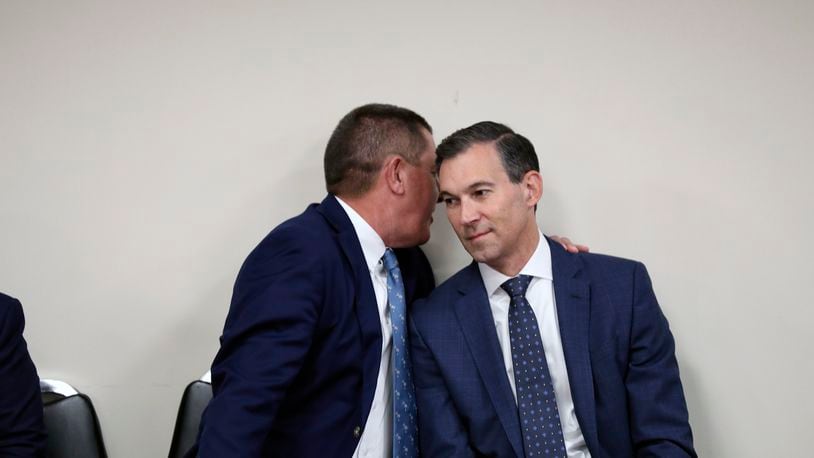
<box><xmin>193</xmin><ymin>104</ymin><xmax>439</xmax><ymax>457</ymax></box>
<box><xmin>410</xmin><ymin>122</ymin><xmax>695</xmax><ymax>457</ymax></box>
<box><xmin>0</xmin><ymin>292</ymin><xmax>45</xmax><ymax>457</ymax></box>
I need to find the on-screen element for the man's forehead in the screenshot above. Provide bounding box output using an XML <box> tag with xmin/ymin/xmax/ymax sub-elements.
<box><xmin>440</xmin><ymin>150</ymin><xmax>512</xmax><ymax>197</ymax></box>
<box><xmin>440</xmin><ymin>145</ymin><xmax>501</xmax><ymax>175</ymax></box>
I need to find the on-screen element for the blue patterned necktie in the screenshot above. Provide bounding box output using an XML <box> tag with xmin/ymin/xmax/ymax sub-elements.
<box><xmin>382</xmin><ymin>248</ymin><xmax>418</xmax><ymax>458</ymax></box>
<box><xmin>502</xmin><ymin>275</ymin><xmax>567</xmax><ymax>458</ymax></box>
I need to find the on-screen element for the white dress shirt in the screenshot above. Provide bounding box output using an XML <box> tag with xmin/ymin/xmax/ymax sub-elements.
<box><xmin>337</xmin><ymin>198</ymin><xmax>392</xmax><ymax>458</ymax></box>
<box><xmin>477</xmin><ymin>232</ymin><xmax>591</xmax><ymax>458</ymax></box>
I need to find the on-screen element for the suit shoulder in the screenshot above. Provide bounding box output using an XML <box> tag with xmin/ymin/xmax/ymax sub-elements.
<box><xmin>270</xmin><ymin>204</ymin><xmax>332</xmax><ymax>242</ymax></box>
<box><xmin>0</xmin><ymin>293</ymin><xmax>23</xmax><ymax>322</ymax></box>
<box><xmin>0</xmin><ymin>293</ymin><xmax>24</xmax><ymax>344</ymax></box>
<box><xmin>577</xmin><ymin>251</ymin><xmax>643</xmax><ymax>271</ymax></box>
<box><xmin>235</xmin><ymin>205</ymin><xmax>339</xmax><ymax>287</ymax></box>
<box><xmin>568</xmin><ymin>251</ymin><xmax>651</xmax><ymax>292</ymax></box>
<box><xmin>248</xmin><ymin>205</ymin><xmax>334</xmax><ymax>260</ymax></box>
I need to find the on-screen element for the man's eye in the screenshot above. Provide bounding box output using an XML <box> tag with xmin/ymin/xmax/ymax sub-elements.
<box><xmin>443</xmin><ymin>197</ymin><xmax>458</xmax><ymax>207</ymax></box>
<box><xmin>473</xmin><ymin>189</ymin><xmax>490</xmax><ymax>198</ymax></box>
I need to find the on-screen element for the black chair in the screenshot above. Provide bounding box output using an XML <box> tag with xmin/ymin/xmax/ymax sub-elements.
<box><xmin>40</xmin><ymin>379</ymin><xmax>107</xmax><ymax>458</ymax></box>
<box><xmin>168</xmin><ymin>371</ymin><xmax>212</xmax><ymax>458</ymax></box>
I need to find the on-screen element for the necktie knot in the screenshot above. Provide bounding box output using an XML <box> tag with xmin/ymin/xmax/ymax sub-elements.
<box><xmin>382</xmin><ymin>248</ymin><xmax>399</xmax><ymax>273</ymax></box>
<box><xmin>500</xmin><ymin>275</ymin><xmax>533</xmax><ymax>300</ymax></box>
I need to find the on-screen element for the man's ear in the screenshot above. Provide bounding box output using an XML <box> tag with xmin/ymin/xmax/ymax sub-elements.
<box><xmin>522</xmin><ymin>170</ymin><xmax>543</xmax><ymax>207</ymax></box>
<box><xmin>382</xmin><ymin>155</ymin><xmax>406</xmax><ymax>195</ymax></box>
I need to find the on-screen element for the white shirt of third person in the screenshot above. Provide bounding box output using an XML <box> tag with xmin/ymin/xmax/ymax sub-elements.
<box><xmin>478</xmin><ymin>231</ymin><xmax>591</xmax><ymax>458</ymax></box>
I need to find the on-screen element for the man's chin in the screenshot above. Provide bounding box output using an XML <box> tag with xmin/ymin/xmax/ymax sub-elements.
<box><xmin>462</xmin><ymin>244</ymin><xmax>489</xmax><ymax>263</ymax></box>
<box><xmin>467</xmin><ymin>236</ymin><xmax>500</xmax><ymax>261</ymax></box>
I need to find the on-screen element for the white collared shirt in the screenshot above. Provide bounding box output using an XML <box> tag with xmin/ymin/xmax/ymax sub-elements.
<box><xmin>478</xmin><ymin>231</ymin><xmax>591</xmax><ymax>458</ymax></box>
<box><xmin>336</xmin><ymin>197</ymin><xmax>392</xmax><ymax>458</ymax></box>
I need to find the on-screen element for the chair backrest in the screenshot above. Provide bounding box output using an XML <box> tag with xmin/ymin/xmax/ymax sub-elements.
<box><xmin>168</xmin><ymin>372</ymin><xmax>213</xmax><ymax>458</ymax></box>
<box><xmin>40</xmin><ymin>379</ymin><xmax>107</xmax><ymax>458</ymax></box>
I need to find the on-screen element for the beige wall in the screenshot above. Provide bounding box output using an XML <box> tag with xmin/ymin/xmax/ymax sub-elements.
<box><xmin>1</xmin><ymin>1</ymin><xmax>812</xmax><ymax>456</ymax></box>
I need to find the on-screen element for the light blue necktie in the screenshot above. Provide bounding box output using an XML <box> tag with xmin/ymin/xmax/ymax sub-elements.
<box><xmin>502</xmin><ymin>275</ymin><xmax>566</xmax><ymax>458</ymax></box>
<box><xmin>382</xmin><ymin>248</ymin><xmax>418</xmax><ymax>458</ymax></box>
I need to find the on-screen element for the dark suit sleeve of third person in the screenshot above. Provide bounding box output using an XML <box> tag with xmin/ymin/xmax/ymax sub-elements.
<box><xmin>0</xmin><ymin>294</ymin><xmax>46</xmax><ymax>457</ymax></box>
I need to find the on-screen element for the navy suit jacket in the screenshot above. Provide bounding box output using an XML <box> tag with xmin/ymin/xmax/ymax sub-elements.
<box><xmin>0</xmin><ymin>293</ymin><xmax>45</xmax><ymax>457</ymax></box>
<box><xmin>194</xmin><ymin>195</ymin><xmax>435</xmax><ymax>457</ymax></box>
<box><xmin>409</xmin><ymin>238</ymin><xmax>695</xmax><ymax>457</ymax></box>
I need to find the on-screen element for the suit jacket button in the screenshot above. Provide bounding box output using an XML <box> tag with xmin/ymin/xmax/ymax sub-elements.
<box><xmin>353</xmin><ymin>426</ymin><xmax>362</xmax><ymax>438</ymax></box>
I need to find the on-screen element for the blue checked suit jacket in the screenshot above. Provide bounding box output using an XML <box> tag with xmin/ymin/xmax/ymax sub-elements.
<box><xmin>409</xmin><ymin>237</ymin><xmax>696</xmax><ymax>457</ymax></box>
<box><xmin>192</xmin><ymin>195</ymin><xmax>435</xmax><ymax>457</ymax></box>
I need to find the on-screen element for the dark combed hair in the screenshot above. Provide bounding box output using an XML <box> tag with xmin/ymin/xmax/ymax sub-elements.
<box><xmin>324</xmin><ymin>103</ymin><xmax>433</xmax><ymax>197</ymax></box>
<box><xmin>435</xmin><ymin>121</ymin><xmax>539</xmax><ymax>183</ymax></box>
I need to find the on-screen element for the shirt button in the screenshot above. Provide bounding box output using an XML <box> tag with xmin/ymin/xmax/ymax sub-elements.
<box><xmin>353</xmin><ymin>425</ymin><xmax>362</xmax><ymax>438</ymax></box>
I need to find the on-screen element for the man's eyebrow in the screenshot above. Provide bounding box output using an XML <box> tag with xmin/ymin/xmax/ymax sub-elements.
<box><xmin>465</xmin><ymin>180</ymin><xmax>494</xmax><ymax>191</ymax></box>
<box><xmin>438</xmin><ymin>181</ymin><xmax>495</xmax><ymax>199</ymax></box>
<box><xmin>438</xmin><ymin>190</ymin><xmax>455</xmax><ymax>201</ymax></box>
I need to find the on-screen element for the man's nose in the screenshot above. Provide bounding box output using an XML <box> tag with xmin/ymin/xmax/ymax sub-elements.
<box><xmin>460</xmin><ymin>198</ymin><xmax>480</xmax><ymax>225</ymax></box>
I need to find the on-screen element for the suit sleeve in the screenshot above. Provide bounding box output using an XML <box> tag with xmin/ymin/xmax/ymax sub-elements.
<box><xmin>197</xmin><ymin>229</ymin><xmax>326</xmax><ymax>457</ymax></box>
<box><xmin>0</xmin><ymin>296</ymin><xmax>45</xmax><ymax>457</ymax></box>
<box><xmin>409</xmin><ymin>307</ymin><xmax>475</xmax><ymax>458</ymax></box>
<box><xmin>626</xmin><ymin>263</ymin><xmax>696</xmax><ymax>457</ymax></box>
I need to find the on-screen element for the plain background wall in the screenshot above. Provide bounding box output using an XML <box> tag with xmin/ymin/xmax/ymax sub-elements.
<box><xmin>1</xmin><ymin>1</ymin><xmax>812</xmax><ymax>456</ymax></box>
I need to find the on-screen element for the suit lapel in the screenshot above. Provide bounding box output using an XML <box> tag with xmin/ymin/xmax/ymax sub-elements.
<box><xmin>547</xmin><ymin>237</ymin><xmax>600</xmax><ymax>454</ymax></box>
<box><xmin>317</xmin><ymin>194</ymin><xmax>382</xmax><ymax>424</ymax></box>
<box><xmin>453</xmin><ymin>263</ymin><xmax>525</xmax><ymax>458</ymax></box>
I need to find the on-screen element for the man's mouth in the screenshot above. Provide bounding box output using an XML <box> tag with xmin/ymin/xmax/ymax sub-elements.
<box><xmin>467</xmin><ymin>230</ymin><xmax>490</xmax><ymax>241</ymax></box>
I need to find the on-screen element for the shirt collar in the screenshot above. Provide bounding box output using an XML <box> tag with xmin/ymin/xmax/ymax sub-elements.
<box><xmin>335</xmin><ymin>196</ymin><xmax>387</xmax><ymax>272</ymax></box>
<box><xmin>478</xmin><ymin>230</ymin><xmax>552</xmax><ymax>297</ymax></box>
